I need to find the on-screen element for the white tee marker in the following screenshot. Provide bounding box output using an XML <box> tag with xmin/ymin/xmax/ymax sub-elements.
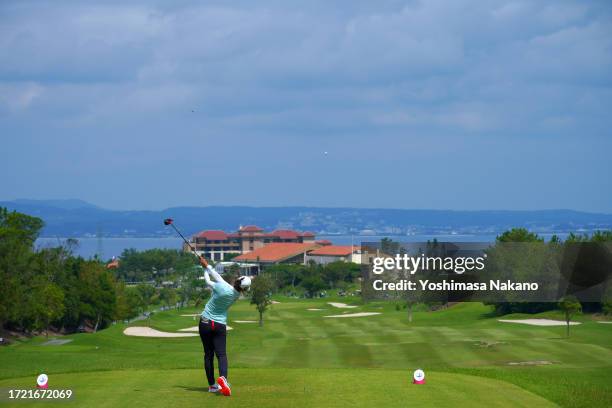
<box><xmin>36</xmin><ymin>373</ymin><xmax>48</xmax><ymax>389</ymax></box>
<box><xmin>413</xmin><ymin>369</ymin><xmax>425</xmax><ymax>384</ymax></box>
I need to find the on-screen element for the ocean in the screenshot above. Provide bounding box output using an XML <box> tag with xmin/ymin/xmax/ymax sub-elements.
<box><xmin>34</xmin><ymin>232</ymin><xmax>570</xmax><ymax>259</ymax></box>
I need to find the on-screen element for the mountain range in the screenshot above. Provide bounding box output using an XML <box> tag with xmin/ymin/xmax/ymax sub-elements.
<box><xmin>1</xmin><ymin>199</ymin><xmax>611</xmax><ymax>238</ymax></box>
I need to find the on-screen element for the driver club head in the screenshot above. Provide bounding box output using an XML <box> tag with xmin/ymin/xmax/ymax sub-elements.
<box><xmin>163</xmin><ymin>218</ymin><xmax>174</xmax><ymax>226</ymax></box>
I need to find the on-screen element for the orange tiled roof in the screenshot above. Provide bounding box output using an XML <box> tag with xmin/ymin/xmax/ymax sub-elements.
<box><xmin>239</xmin><ymin>225</ymin><xmax>263</xmax><ymax>232</ymax></box>
<box><xmin>269</xmin><ymin>229</ymin><xmax>299</xmax><ymax>240</ymax></box>
<box><xmin>196</xmin><ymin>230</ymin><xmax>228</xmax><ymax>240</ymax></box>
<box><xmin>234</xmin><ymin>243</ymin><xmax>319</xmax><ymax>263</ymax></box>
<box><xmin>308</xmin><ymin>245</ymin><xmax>358</xmax><ymax>256</ymax></box>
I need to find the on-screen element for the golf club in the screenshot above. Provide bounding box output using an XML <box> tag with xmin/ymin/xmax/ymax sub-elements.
<box><xmin>163</xmin><ymin>218</ymin><xmax>200</xmax><ymax>257</ymax></box>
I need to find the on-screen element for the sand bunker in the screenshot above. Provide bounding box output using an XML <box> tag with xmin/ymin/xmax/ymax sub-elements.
<box><xmin>233</xmin><ymin>320</ymin><xmax>257</xmax><ymax>323</ymax></box>
<box><xmin>177</xmin><ymin>326</ymin><xmax>199</xmax><ymax>332</ymax></box>
<box><xmin>327</xmin><ymin>302</ymin><xmax>358</xmax><ymax>309</ymax></box>
<box><xmin>180</xmin><ymin>314</ymin><xmax>201</xmax><ymax>317</ymax></box>
<box><xmin>123</xmin><ymin>327</ymin><xmax>198</xmax><ymax>337</ymax></box>
<box><xmin>508</xmin><ymin>360</ymin><xmax>554</xmax><ymax>366</ymax></box>
<box><xmin>271</xmin><ymin>301</ymin><xmax>281</xmax><ymax>304</ymax></box>
<box><xmin>324</xmin><ymin>312</ymin><xmax>381</xmax><ymax>318</ymax></box>
<box><xmin>498</xmin><ymin>319</ymin><xmax>581</xmax><ymax>326</ymax></box>
<box><xmin>597</xmin><ymin>321</ymin><xmax>612</xmax><ymax>324</ymax></box>
<box><xmin>307</xmin><ymin>308</ymin><xmax>323</xmax><ymax>311</ymax></box>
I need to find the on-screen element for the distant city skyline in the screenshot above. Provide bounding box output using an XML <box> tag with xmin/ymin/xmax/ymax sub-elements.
<box><xmin>1</xmin><ymin>1</ymin><xmax>611</xmax><ymax>212</ymax></box>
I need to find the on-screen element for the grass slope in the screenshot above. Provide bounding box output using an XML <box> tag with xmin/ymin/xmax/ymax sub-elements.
<box><xmin>0</xmin><ymin>369</ymin><xmax>555</xmax><ymax>408</ymax></box>
<box><xmin>0</xmin><ymin>299</ymin><xmax>610</xmax><ymax>407</ymax></box>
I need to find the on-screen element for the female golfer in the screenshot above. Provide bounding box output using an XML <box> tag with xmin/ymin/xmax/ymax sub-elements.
<box><xmin>198</xmin><ymin>257</ymin><xmax>250</xmax><ymax>397</ymax></box>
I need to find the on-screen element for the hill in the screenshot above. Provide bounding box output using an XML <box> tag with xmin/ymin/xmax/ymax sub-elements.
<box><xmin>1</xmin><ymin>199</ymin><xmax>611</xmax><ymax>237</ymax></box>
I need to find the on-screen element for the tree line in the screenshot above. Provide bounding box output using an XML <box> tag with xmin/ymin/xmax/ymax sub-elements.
<box><xmin>378</xmin><ymin>229</ymin><xmax>611</xmax><ymax>322</ymax></box>
<box><xmin>114</xmin><ymin>248</ymin><xmax>197</xmax><ymax>283</ymax></box>
<box><xmin>485</xmin><ymin>228</ymin><xmax>611</xmax><ymax>315</ymax></box>
<box><xmin>260</xmin><ymin>261</ymin><xmax>361</xmax><ymax>297</ymax></box>
<box><xmin>0</xmin><ymin>208</ymin><xmax>121</xmax><ymax>335</ymax></box>
<box><xmin>0</xmin><ymin>208</ymin><xmax>206</xmax><ymax>337</ymax></box>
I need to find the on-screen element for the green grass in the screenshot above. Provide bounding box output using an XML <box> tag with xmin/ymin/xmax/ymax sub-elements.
<box><xmin>0</xmin><ymin>299</ymin><xmax>610</xmax><ymax>407</ymax></box>
<box><xmin>0</xmin><ymin>369</ymin><xmax>556</xmax><ymax>408</ymax></box>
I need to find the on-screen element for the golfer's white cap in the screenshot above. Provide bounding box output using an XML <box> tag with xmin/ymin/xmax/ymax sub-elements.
<box><xmin>237</xmin><ymin>276</ymin><xmax>251</xmax><ymax>289</ymax></box>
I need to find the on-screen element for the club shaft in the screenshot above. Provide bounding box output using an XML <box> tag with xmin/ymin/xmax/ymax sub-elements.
<box><xmin>171</xmin><ymin>224</ymin><xmax>198</xmax><ymax>255</ymax></box>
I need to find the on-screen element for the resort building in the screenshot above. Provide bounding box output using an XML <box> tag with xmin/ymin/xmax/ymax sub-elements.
<box><xmin>305</xmin><ymin>245</ymin><xmax>362</xmax><ymax>265</ymax></box>
<box><xmin>187</xmin><ymin>225</ymin><xmax>315</xmax><ymax>261</ymax></box>
<box><xmin>233</xmin><ymin>242</ymin><xmax>320</xmax><ymax>266</ymax></box>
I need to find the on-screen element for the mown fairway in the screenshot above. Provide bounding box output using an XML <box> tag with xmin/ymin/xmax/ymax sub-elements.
<box><xmin>0</xmin><ymin>300</ymin><xmax>610</xmax><ymax>407</ymax></box>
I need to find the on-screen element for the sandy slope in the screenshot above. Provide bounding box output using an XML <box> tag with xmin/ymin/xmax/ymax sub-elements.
<box><xmin>324</xmin><ymin>312</ymin><xmax>381</xmax><ymax>318</ymax></box>
<box><xmin>328</xmin><ymin>302</ymin><xmax>358</xmax><ymax>309</ymax></box>
<box><xmin>123</xmin><ymin>327</ymin><xmax>198</xmax><ymax>337</ymax></box>
<box><xmin>498</xmin><ymin>319</ymin><xmax>581</xmax><ymax>326</ymax></box>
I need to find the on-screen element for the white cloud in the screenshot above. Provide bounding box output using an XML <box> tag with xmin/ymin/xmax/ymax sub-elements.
<box><xmin>0</xmin><ymin>0</ymin><xmax>611</xmax><ymax>211</ymax></box>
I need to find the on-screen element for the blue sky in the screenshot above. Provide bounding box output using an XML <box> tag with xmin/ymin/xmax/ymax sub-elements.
<box><xmin>1</xmin><ymin>0</ymin><xmax>611</xmax><ymax>212</ymax></box>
